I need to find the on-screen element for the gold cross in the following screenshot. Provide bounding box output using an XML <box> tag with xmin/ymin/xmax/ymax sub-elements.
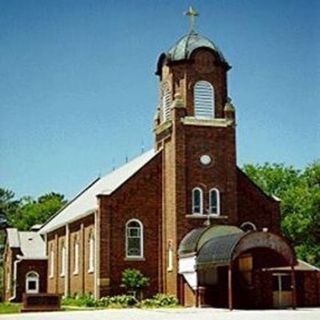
<box><xmin>185</xmin><ymin>6</ymin><xmax>199</xmax><ymax>33</ymax></box>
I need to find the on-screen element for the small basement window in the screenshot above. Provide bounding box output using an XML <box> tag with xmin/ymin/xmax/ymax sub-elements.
<box><xmin>26</xmin><ymin>271</ymin><xmax>39</xmax><ymax>294</ymax></box>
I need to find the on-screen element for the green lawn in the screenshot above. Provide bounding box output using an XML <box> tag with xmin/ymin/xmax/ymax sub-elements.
<box><xmin>0</xmin><ymin>303</ymin><xmax>21</xmax><ymax>314</ymax></box>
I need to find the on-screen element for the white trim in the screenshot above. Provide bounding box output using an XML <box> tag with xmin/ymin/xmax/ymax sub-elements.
<box><xmin>25</xmin><ymin>271</ymin><xmax>39</xmax><ymax>294</ymax></box>
<box><xmin>209</xmin><ymin>188</ymin><xmax>220</xmax><ymax>215</ymax></box>
<box><xmin>192</xmin><ymin>187</ymin><xmax>203</xmax><ymax>214</ymax></box>
<box><xmin>73</xmin><ymin>240</ymin><xmax>79</xmax><ymax>275</ymax></box>
<box><xmin>167</xmin><ymin>242</ymin><xmax>173</xmax><ymax>272</ymax></box>
<box><xmin>88</xmin><ymin>230</ymin><xmax>95</xmax><ymax>273</ymax></box>
<box><xmin>9</xmin><ymin>258</ymin><xmax>22</xmax><ymax>302</ymax></box>
<box><xmin>125</xmin><ymin>219</ymin><xmax>144</xmax><ymax>259</ymax></box>
<box><xmin>60</xmin><ymin>243</ymin><xmax>66</xmax><ymax>277</ymax></box>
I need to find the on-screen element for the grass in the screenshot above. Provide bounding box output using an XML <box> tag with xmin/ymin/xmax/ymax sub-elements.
<box><xmin>0</xmin><ymin>303</ymin><xmax>21</xmax><ymax>314</ymax></box>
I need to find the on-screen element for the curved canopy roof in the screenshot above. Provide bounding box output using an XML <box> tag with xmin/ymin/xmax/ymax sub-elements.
<box><xmin>179</xmin><ymin>225</ymin><xmax>297</xmax><ymax>270</ymax></box>
<box><xmin>196</xmin><ymin>230</ymin><xmax>297</xmax><ymax>269</ymax></box>
<box><xmin>178</xmin><ymin>225</ymin><xmax>243</xmax><ymax>256</ymax></box>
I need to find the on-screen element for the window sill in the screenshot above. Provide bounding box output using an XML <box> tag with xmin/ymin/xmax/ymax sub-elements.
<box><xmin>60</xmin><ymin>274</ymin><xmax>65</xmax><ymax>278</ymax></box>
<box><xmin>49</xmin><ymin>275</ymin><xmax>54</xmax><ymax>279</ymax></box>
<box><xmin>88</xmin><ymin>269</ymin><xmax>95</xmax><ymax>274</ymax></box>
<box><xmin>124</xmin><ymin>257</ymin><xmax>145</xmax><ymax>261</ymax></box>
<box><xmin>73</xmin><ymin>271</ymin><xmax>79</xmax><ymax>276</ymax></box>
<box><xmin>186</xmin><ymin>214</ymin><xmax>228</xmax><ymax>219</ymax></box>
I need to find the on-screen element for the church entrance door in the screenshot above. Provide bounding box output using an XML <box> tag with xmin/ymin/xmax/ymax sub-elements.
<box><xmin>272</xmin><ymin>273</ymin><xmax>292</xmax><ymax>308</ymax></box>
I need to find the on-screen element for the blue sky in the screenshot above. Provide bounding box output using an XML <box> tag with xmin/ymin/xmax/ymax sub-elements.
<box><xmin>0</xmin><ymin>0</ymin><xmax>319</xmax><ymax>199</ymax></box>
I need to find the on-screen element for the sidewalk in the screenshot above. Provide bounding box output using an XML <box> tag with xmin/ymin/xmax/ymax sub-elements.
<box><xmin>1</xmin><ymin>308</ymin><xmax>320</xmax><ymax>320</ymax></box>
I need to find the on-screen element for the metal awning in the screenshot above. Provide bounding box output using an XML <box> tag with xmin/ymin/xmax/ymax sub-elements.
<box><xmin>178</xmin><ymin>225</ymin><xmax>243</xmax><ymax>256</ymax></box>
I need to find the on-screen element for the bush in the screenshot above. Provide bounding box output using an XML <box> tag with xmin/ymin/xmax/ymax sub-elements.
<box><xmin>62</xmin><ymin>293</ymin><xmax>178</xmax><ymax>309</ymax></box>
<box><xmin>97</xmin><ymin>295</ymin><xmax>138</xmax><ymax>308</ymax></box>
<box><xmin>62</xmin><ymin>295</ymin><xmax>96</xmax><ymax>307</ymax></box>
<box><xmin>139</xmin><ymin>294</ymin><xmax>178</xmax><ymax>308</ymax></box>
<box><xmin>121</xmin><ymin>268</ymin><xmax>150</xmax><ymax>292</ymax></box>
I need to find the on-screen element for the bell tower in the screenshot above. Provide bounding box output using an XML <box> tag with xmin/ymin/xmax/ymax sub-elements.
<box><xmin>154</xmin><ymin>8</ymin><xmax>238</xmax><ymax>296</ymax></box>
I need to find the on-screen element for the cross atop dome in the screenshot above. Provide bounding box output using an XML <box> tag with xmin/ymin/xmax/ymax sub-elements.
<box><xmin>185</xmin><ymin>6</ymin><xmax>199</xmax><ymax>34</ymax></box>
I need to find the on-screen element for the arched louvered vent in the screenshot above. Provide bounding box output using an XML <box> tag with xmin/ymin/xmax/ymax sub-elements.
<box><xmin>194</xmin><ymin>81</ymin><xmax>214</xmax><ymax>118</ymax></box>
<box><xmin>162</xmin><ymin>85</ymin><xmax>171</xmax><ymax>121</ymax></box>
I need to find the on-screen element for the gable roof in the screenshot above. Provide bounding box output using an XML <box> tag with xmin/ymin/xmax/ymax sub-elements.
<box><xmin>40</xmin><ymin>149</ymin><xmax>158</xmax><ymax>234</ymax></box>
<box><xmin>6</xmin><ymin>228</ymin><xmax>46</xmax><ymax>259</ymax></box>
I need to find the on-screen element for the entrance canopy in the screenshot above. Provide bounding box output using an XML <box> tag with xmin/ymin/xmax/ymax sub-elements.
<box><xmin>178</xmin><ymin>225</ymin><xmax>297</xmax><ymax>270</ymax></box>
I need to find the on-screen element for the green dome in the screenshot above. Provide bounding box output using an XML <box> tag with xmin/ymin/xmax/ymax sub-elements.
<box><xmin>167</xmin><ymin>32</ymin><xmax>228</xmax><ymax>64</ymax></box>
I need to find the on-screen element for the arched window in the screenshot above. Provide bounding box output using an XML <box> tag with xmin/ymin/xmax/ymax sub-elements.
<box><xmin>167</xmin><ymin>240</ymin><xmax>173</xmax><ymax>272</ymax></box>
<box><xmin>209</xmin><ymin>188</ymin><xmax>220</xmax><ymax>215</ymax></box>
<box><xmin>60</xmin><ymin>241</ymin><xmax>66</xmax><ymax>277</ymax></box>
<box><xmin>192</xmin><ymin>187</ymin><xmax>203</xmax><ymax>214</ymax></box>
<box><xmin>26</xmin><ymin>271</ymin><xmax>39</xmax><ymax>294</ymax></box>
<box><xmin>240</xmin><ymin>222</ymin><xmax>257</xmax><ymax>232</ymax></box>
<box><xmin>88</xmin><ymin>231</ymin><xmax>95</xmax><ymax>273</ymax></box>
<box><xmin>194</xmin><ymin>81</ymin><xmax>214</xmax><ymax>118</ymax></box>
<box><xmin>162</xmin><ymin>85</ymin><xmax>171</xmax><ymax>121</ymax></box>
<box><xmin>73</xmin><ymin>235</ymin><xmax>79</xmax><ymax>275</ymax></box>
<box><xmin>49</xmin><ymin>246</ymin><xmax>54</xmax><ymax>278</ymax></box>
<box><xmin>126</xmin><ymin>219</ymin><xmax>143</xmax><ymax>258</ymax></box>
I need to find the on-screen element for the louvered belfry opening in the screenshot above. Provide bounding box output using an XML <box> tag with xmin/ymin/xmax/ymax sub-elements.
<box><xmin>194</xmin><ymin>80</ymin><xmax>214</xmax><ymax>118</ymax></box>
<box><xmin>162</xmin><ymin>85</ymin><xmax>171</xmax><ymax>121</ymax></box>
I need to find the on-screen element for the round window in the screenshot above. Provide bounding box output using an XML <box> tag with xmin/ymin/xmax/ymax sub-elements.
<box><xmin>200</xmin><ymin>154</ymin><xmax>212</xmax><ymax>166</ymax></box>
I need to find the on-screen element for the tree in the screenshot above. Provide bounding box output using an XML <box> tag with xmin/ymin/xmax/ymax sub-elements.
<box><xmin>121</xmin><ymin>268</ymin><xmax>150</xmax><ymax>300</ymax></box>
<box><xmin>243</xmin><ymin>160</ymin><xmax>320</xmax><ymax>267</ymax></box>
<box><xmin>12</xmin><ymin>192</ymin><xmax>67</xmax><ymax>231</ymax></box>
<box><xmin>0</xmin><ymin>188</ymin><xmax>20</xmax><ymax>228</ymax></box>
<box><xmin>0</xmin><ymin>188</ymin><xmax>67</xmax><ymax>231</ymax></box>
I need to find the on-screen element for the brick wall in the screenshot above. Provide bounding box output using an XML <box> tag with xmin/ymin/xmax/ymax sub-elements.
<box><xmin>47</xmin><ymin>215</ymin><xmax>95</xmax><ymax>297</ymax></box>
<box><xmin>237</xmin><ymin>168</ymin><xmax>281</xmax><ymax>234</ymax></box>
<box><xmin>15</xmin><ymin>260</ymin><xmax>47</xmax><ymax>302</ymax></box>
<box><xmin>155</xmin><ymin>49</ymin><xmax>237</xmax><ymax>299</ymax></box>
<box><xmin>302</xmin><ymin>271</ymin><xmax>320</xmax><ymax>306</ymax></box>
<box><xmin>98</xmin><ymin>152</ymin><xmax>162</xmax><ymax>298</ymax></box>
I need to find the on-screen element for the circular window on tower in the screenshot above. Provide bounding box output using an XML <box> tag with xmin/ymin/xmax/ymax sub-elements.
<box><xmin>199</xmin><ymin>154</ymin><xmax>212</xmax><ymax>166</ymax></box>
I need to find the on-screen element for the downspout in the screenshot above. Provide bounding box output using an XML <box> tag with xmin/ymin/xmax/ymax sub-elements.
<box><xmin>9</xmin><ymin>255</ymin><xmax>23</xmax><ymax>302</ymax></box>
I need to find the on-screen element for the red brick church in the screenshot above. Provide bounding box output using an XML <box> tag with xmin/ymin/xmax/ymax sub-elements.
<box><xmin>3</xmin><ymin>8</ymin><xmax>320</xmax><ymax>309</ymax></box>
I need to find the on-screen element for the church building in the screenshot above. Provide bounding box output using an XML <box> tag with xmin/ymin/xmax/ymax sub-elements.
<box><xmin>3</xmin><ymin>8</ymin><xmax>320</xmax><ymax>309</ymax></box>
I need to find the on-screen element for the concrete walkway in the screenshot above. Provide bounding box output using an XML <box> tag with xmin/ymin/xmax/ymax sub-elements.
<box><xmin>1</xmin><ymin>308</ymin><xmax>320</xmax><ymax>320</ymax></box>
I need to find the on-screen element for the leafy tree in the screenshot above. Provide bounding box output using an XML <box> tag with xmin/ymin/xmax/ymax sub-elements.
<box><xmin>243</xmin><ymin>160</ymin><xmax>320</xmax><ymax>267</ymax></box>
<box><xmin>0</xmin><ymin>188</ymin><xmax>66</xmax><ymax>231</ymax></box>
<box><xmin>12</xmin><ymin>192</ymin><xmax>67</xmax><ymax>231</ymax></box>
<box><xmin>0</xmin><ymin>188</ymin><xmax>20</xmax><ymax>226</ymax></box>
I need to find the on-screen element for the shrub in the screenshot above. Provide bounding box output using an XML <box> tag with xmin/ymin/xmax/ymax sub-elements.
<box><xmin>139</xmin><ymin>293</ymin><xmax>178</xmax><ymax>308</ymax></box>
<box><xmin>120</xmin><ymin>268</ymin><xmax>149</xmax><ymax>298</ymax></box>
<box><xmin>62</xmin><ymin>295</ymin><xmax>96</xmax><ymax>307</ymax></box>
<box><xmin>62</xmin><ymin>293</ymin><xmax>177</xmax><ymax>309</ymax></box>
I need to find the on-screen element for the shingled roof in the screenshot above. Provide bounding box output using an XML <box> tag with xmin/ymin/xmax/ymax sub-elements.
<box><xmin>40</xmin><ymin>149</ymin><xmax>158</xmax><ymax>234</ymax></box>
<box><xmin>6</xmin><ymin>228</ymin><xmax>46</xmax><ymax>260</ymax></box>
